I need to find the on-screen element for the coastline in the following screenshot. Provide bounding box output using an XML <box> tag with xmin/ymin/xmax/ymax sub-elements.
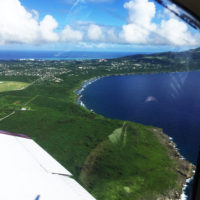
<box><xmin>74</xmin><ymin>73</ymin><xmax>195</xmax><ymax>200</ymax></box>
<box><xmin>74</xmin><ymin>76</ymin><xmax>103</xmax><ymax>109</ymax></box>
<box><xmin>74</xmin><ymin>69</ymin><xmax>200</xmax><ymax>109</ymax></box>
<box><xmin>153</xmin><ymin>128</ymin><xmax>195</xmax><ymax>200</ymax></box>
<box><xmin>180</xmin><ymin>177</ymin><xmax>194</xmax><ymax>200</ymax></box>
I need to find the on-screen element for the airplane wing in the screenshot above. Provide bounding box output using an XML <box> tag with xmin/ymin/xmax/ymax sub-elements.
<box><xmin>0</xmin><ymin>130</ymin><xmax>96</xmax><ymax>200</ymax></box>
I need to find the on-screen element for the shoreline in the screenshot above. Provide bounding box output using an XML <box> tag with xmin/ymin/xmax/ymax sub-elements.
<box><xmin>74</xmin><ymin>73</ymin><xmax>195</xmax><ymax>200</ymax></box>
<box><xmin>180</xmin><ymin>177</ymin><xmax>194</xmax><ymax>200</ymax></box>
<box><xmin>75</xmin><ymin>69</ymin><xmax>200</xmax><ymax>108</ymax></box>
<box><xmin>74</xmin><ymin>76</ymin><xmax>102</xmax><ymax>109</ymax></box>
<box><xmin>153</xmin><ymin>128</ymin><xmax>195</xmax><ymax>200</ymax></box>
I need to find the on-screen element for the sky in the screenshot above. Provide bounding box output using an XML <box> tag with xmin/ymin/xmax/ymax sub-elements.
<box><xmin>0</xmin><ymin>0</ymin><xmax>200</xmax><ymax>52</ymax></box>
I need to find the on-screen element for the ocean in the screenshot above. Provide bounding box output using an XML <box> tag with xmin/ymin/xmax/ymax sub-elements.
<box><xmin>0</xmin><ymin>50</ymin><xmax>140</xmax><ymax>60</ymax></box>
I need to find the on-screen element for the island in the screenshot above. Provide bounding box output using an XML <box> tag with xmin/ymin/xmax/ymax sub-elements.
<box><xmin>0</xmin><ymin>47</ymin><xmax>199</xmax><ymax>199</ymax></box>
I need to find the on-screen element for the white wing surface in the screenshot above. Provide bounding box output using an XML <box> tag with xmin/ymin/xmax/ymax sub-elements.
<box><xmin>0</xmin><ymin>131</ymin><xmax>96</xmax><ymax>200</ymax></box>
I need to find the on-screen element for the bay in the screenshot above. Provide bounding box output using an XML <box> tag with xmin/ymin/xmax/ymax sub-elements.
<box><xmin>80</xmin><ymin>70</ymin><xmax>200</xmax><ymax>164</ymax></box>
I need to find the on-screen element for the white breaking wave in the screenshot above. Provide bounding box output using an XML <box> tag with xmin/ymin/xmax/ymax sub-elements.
<box><xmin>169</xmin><ymin>136</ymin><xmax>186</xmax><ymax>160</ymax></box>
<box><xmin>80</xmin><ymin>100</ymin><xmax>86</xmax><ymax>108</ymax></box>
<box><xmin>168</xmin><ymin>136</ymin><xmax>193</xmax><ymax>200</ymax></box>
<box><xmin>76</xmin><ymin>77</ymin><xmax>101</xmax><ymax>108</ymax></box>
<box><xmin>180</xmin><ymin>176</ymin><xmax>193</xmax><ymax>200</ymax></box>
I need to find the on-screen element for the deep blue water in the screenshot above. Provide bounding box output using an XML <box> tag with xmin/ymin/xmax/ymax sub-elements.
<box><xmin>80</xmin><ymin>71</ymin><xmax>200</xmax><ymax>164</ymax></box>
<box><xmin>0</xmin><ymin>51</ymin><xmax>141</xmax><ymax>60</ymax></box>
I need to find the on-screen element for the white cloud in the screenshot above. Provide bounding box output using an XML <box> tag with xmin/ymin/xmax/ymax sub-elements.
<box><xmin>124</xmin><ymin>0</ymin><xmax>156</xmax><ymax>26</ymax></box>
<box><xmin>40</xmin><ymin>15</ymin><xmax>59</xmax><ymax>43</ymax></box>
<box><xmin>0</xmin><ymin>0</ymin><xmax>199</xmax><ymax>47</ymax></box>
<box><xmin>88</xmin><ymin>24</ymin><xmax>104</xmax><ymax>41</ymax></box>
<box><xmin>156</xmin><ymin>3</ymin><xmax>200</xmax><ymax>46</ymax></box>
<box><xmin>119</xmin><ymin>0</ymin><xmax>156</xmax><ymax>44</ymax></box>
<box><xmin>120</xmin><ymin>24</ymin><xmax>150</xmax><ymax>44</ymax></box>
<box><xmin>0</xmin><ymin>0</ymin><xmax>83</xmax><ymax>45</ymax></box>
<box><xmin>76</xmin><ymin>21</ymin><xmax>118</xmax><ymax>43</ymax></box>
<box><xmin>118</xmin><ymin>0</ymin><xmax>200</xmax><ymax>46</ymax></box>
<box><xmin>61</xmin><ymin>25</ymin><xmax>83</xmax><ymax>42</ymax></box>
<box><xmin>0</xmin><ymin>0</ymin><xmax>39</xmax><ymax>44</ymax></box>
<box><xmin>158</xmin><ymin>19</ymin><xmax>198</xmax><ymax>46</ymax></box>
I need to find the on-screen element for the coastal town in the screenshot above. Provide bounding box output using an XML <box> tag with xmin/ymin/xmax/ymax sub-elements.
<box><xmin>0</xmin><ymin>48</ymin><xmax>200</xmax><ymax>84</ymax></box>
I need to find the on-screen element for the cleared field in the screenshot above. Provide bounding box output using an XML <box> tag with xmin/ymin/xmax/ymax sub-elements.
<box><xmin>0</xmin><ymin>81</ymin><xmax>30</xmax><ymax>92</ymax></box>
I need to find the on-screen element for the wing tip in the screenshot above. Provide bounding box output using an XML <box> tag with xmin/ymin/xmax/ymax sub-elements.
<box><xmin>0</xmin><ymin>130</ymin><xmax>31</xmax><ymax>139</ymax></box>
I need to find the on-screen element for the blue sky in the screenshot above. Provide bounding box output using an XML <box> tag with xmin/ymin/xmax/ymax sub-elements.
<box><xmin>20</xmin><ymin>0</ymin><xmax>126</xmax><ymax>26</ymax></box>
<box><xmin>0</xmin><ymin>0</ymin><xmax>199</xmax><ymax>52</ymax></box>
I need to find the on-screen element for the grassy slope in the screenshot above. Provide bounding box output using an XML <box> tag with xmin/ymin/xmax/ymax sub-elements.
<box><xmin>80</xmin><ymin>123</ymin><xmax>177</xmax><ymax>200</ymax></box>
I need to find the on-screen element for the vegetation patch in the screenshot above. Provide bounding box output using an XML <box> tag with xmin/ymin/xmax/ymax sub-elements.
<box><xmin>80</xmin><ymin>122</ymin><xmax>178</xmax><ymax>200</ymax></box>
<box><xmin>0</xmin><ymin>81</ymin><xmax>30</xmax><ymax>93</ymax></box>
